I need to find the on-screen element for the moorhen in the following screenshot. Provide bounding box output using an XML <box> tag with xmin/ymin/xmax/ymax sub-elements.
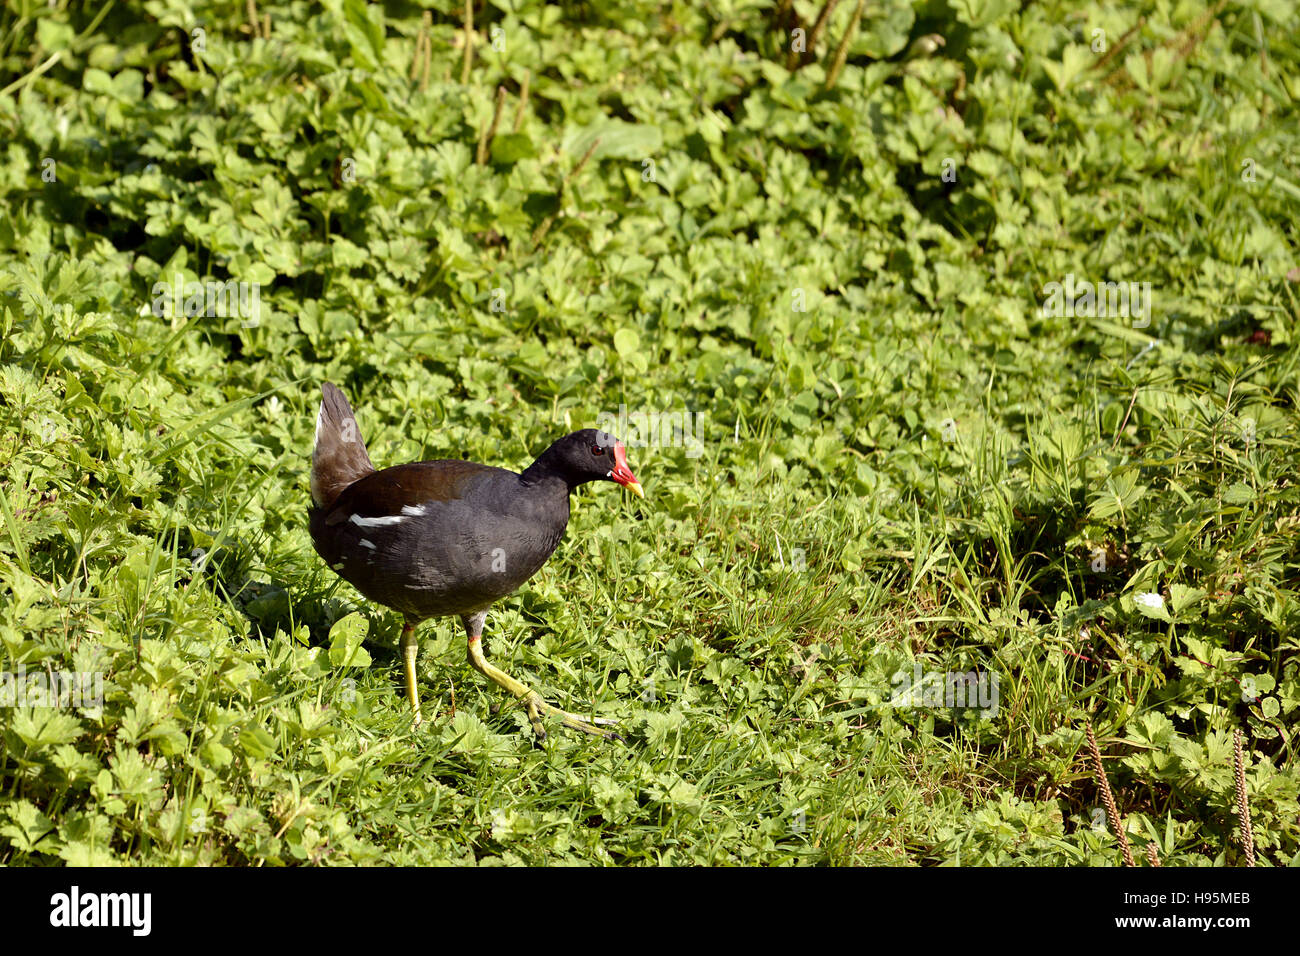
<box><xmin>308</xmin><ymin>383</ymin><xmax>643</xmax><ymax>741</ymax></box>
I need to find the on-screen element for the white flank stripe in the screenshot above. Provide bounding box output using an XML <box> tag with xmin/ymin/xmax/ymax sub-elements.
<box><xmin>359</xmin><ymin>539</ymin><xmax>376</xmax><ymax>550</ymax></box>
<box><xmin>400</xmin><ymin>504</ymin><xmax>427</xmax><ymax>516</ymax></box>
<box><xmin>349</xmin><ymin>513</ymin><xmax>405</xmax><ymax>528</ymax></box>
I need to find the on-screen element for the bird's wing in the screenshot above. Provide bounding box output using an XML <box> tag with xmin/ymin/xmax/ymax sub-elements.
<box><xmin>323</xmin><ymin>460</ymin><xmax>502</xmax><ymax>526</ymax></box>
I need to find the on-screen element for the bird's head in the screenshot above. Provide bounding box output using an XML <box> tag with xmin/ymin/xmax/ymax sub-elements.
<box><xmin>540</xmin><ymin>429</ymin><xmax>644</xmax><ymax>498</ymax></box>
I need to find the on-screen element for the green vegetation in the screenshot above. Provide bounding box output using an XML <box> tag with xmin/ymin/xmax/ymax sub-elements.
<box><xmin>1</xmin><ymin>0</ymin><xmax>1297</xmax><ymax>865</ymax></box>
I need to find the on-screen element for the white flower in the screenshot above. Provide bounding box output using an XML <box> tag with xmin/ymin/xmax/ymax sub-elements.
<box><xmin>1135</xmin><ymin>592</ymin><xmax>1164</xmax><ymax>610</ymax></box>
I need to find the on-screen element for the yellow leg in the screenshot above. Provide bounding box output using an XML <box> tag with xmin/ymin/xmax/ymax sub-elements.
<box><xmin>400</xmin><ymin>621</ymin><xmax>422</xmax><ymax>726</ymax></box>
<box><xmin>464</xmin><ymin>630</ymin><xmax>620</xmax><ymax>742</ymax></box>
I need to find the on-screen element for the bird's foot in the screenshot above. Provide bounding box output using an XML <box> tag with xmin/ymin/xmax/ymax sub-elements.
<box><xmin>526</xmin><ymin>694</ymin><xmax>623</xmax><ymax>743</ymax></box>
<box><xmin>465</xmin><ymin>635</ymin><xmax>622</xmax><ymax>742</ymax></box>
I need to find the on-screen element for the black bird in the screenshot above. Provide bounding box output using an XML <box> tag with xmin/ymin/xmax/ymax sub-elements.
<box><xmin>308</xmin><ymin>383</ymin><xmax>643</xmax><ymax>740</ymax></box>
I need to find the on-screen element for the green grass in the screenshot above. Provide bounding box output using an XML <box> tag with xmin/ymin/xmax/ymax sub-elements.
<box><xmin>0</xmin><ymin>0</ymin><xmax>1298</xmax><ymax>865</ymax></box>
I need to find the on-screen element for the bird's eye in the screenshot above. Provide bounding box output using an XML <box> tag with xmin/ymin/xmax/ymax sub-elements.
<box><xmin>591</xmin><ymin>444</ymin><xmax>605</xmax><ymax>456</ymax></box>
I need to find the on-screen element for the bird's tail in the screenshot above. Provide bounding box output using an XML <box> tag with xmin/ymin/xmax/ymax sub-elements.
<box><xmin>310</xmin><ymin>382</ymin><xmax>376</xmax><ymax>509</ymax></box>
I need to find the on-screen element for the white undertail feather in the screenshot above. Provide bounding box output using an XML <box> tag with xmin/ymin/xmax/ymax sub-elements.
<box><xmin>309</xmin><ymin>401</ymin><xmax>327</xmax><ymax>505</ymax></box>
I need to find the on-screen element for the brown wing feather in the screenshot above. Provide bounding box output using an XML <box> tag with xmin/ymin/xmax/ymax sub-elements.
<box><xmin>323</xmin><ymin>460</ymin><xmax>498</xmax><ymax>525</ymax></box>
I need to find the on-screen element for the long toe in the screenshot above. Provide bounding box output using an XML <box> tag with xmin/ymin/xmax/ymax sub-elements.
<box><xmin>528</xmin><ymin>694</ymin><xmax>623</xmax><ymax>742</ymax></box>
<box><xmin>555</xmin><ymin>711</ymin><xmax>624</xmax><ymax>742</ymax></box>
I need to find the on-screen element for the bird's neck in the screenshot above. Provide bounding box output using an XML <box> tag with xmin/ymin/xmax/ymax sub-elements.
<box><xmin>518</xmin><ymin>468</ymin><xmax>570</xmax><ymax>495</ymax></box>
<box><xmin>513</xmin><ymin>467</ymin><xmax>572</xmax><ymax>533</ymax></box>
<box><xmin>519</xmin><ymin>448</ymin><xmax>577</xmax><ymax>494</ymax></box>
